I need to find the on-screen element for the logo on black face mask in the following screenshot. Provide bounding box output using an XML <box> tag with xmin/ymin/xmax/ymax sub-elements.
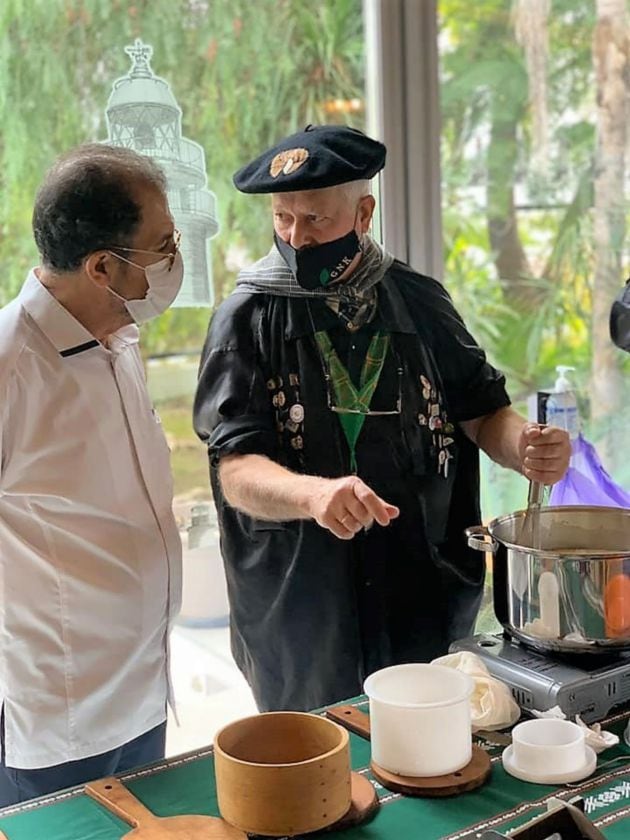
<box><xmin>274</xmin><ymin>229</ymin><xmax>361</xmax><ymax>291</ymax></box>
<box><xmin>320</xmin><ymin>255</ymin><xmax>354</xmax><ymax>285</ymax></box>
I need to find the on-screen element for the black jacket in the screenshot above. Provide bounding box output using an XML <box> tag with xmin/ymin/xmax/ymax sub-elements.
<box><xmin>194</xmin><ymin>260</ymin><xmax>510</xmax><ymax>711</ymax></box>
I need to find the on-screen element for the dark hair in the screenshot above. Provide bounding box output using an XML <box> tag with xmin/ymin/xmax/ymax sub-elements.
<box><xmin>32</xmin><ymin>143</ymin><xmax>167</xmax><ymax>271</ymax></box>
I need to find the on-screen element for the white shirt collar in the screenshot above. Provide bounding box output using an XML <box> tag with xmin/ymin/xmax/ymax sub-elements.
<box><xmin>19</xmin><ymin>269</ymin><xmax>140</xmax><ymax>357</ymax></box>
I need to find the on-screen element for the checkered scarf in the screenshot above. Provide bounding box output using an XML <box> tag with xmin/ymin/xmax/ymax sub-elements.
<box><xmin>234</xmin><ymin>235</ymin><xmax>394</xmax><ymax>330</ymax></box>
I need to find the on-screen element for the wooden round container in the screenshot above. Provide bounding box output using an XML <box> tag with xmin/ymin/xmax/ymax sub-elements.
<box><xmin>214</xmin><ymin>711</ymin><xmax>351</xmax><ymax>836</ymax></box>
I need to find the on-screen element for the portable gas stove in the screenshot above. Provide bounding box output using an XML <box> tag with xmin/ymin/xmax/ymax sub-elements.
<box><xmin>451</xmin><ymin>632</ymin><xmax>630</xmax><ymax>723</ymax></box>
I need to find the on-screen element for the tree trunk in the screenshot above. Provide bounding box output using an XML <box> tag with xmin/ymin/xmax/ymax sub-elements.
<box><xmin>514</xmin><ymin>0</ymin><xmax>550</xmax><ymax>172</ymax></box>
<box><xmin>487</xmin><ymin>12</ymin><xmax>547</xmax><ymax>312</ymax></box>
<box><xmin>591</xmin><ymin>0</ymin><xmax>627</xmax><ymax>462</ymax></box>
<box><xmin>487</xmin><ymin>105</ymin><xmax>544</xmax><ymax>310</ymax></box>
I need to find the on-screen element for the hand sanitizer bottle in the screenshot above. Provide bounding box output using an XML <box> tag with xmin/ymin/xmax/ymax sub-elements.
<box><xmin>545</xmin><ymin>366</ymin><xmax>579</xmax><ymax>439</ymax></box>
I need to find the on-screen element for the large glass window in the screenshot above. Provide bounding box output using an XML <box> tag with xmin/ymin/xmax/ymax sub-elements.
<box><xmin>1</xmin><ymin>0</ymin><xmax>368</xmax><ymax>753</ymax></box>
<box><xmin>438</xmin><ymin>0</ymin><xmax>629</xmax><ymax>631</ymax></box>
<box><xmin>7</xmin><ymin>0</ymin><xmax>626</xmax><ymax>753</ymax></box>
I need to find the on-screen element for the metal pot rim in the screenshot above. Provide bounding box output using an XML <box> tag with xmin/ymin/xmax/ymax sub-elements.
<box><xmin>486</xmin><ymin>504</ymin><xmax>630</xmax><ymax>559</ymax></box>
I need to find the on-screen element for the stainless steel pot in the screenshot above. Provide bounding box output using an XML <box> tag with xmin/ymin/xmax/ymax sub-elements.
<box><xmin>466</xmin><ymin>506</ymin><xmax>630</xmax><ymax>654</ymax></box>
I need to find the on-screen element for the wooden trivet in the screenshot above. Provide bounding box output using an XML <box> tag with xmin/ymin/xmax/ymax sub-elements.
<box><xmin>325</xmin><ymin>705</ymin><xmax>371</xmax><ymax>739</ymax></box>
<box><xmin>248</xmin><ymin>771</ymin><xmax>379</xmax><ymax>839</ymax></box>
<box><xmin>371</xmin><ymin>745</ymin><xmax>491</xmax><ymax>798</ymax></box>
<box><xmin>323</xmin><ymin>771</ymin><xmax>379</xmax><ymax>832</ymax></box>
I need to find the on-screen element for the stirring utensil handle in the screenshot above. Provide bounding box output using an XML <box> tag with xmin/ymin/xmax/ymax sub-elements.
<box><xmin>85</xmin><ymin>777</ymin><xmax>158</xmax><ymax>827</ymax></box>
<box><xmin>519</xmin><ymin>478</ymin><xmax>545</xmax><ymax>548</ymax></box>
<box><xmin>528</xmin><ymin>479</ymin><xmax>545</xmax><ymax>509</ymax></box>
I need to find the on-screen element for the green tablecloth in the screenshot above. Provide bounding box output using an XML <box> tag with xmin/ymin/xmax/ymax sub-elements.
<box><xmin>1</xmin><ymin>698</ymin><xmax>630</xmax><ymax>839</ymax></box>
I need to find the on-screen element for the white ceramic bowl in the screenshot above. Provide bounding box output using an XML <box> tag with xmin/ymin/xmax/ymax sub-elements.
<box><xmin>364</xmin><ymin>663</ymin><xmax>473</xmax><ymax>777</ymax></box>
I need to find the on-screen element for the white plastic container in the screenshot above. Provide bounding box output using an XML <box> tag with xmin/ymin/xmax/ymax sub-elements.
<box><xmin>510</xmin><ymin>719</ymin><xmax>585</xmax><ymax>776</ymax></box>
<box><xmin>363</xmin><ymin>663</ymin><xmax>474</xmax><ymax>777</ymax></box>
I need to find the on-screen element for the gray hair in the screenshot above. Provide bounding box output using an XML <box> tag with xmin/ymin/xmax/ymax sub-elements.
<box><xmin>337</xmin><ymin>179</ymin><xmax>372</xmax><ymax>203</ymax></box>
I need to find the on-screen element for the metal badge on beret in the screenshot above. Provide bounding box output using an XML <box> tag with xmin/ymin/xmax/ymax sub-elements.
<box><xmin>270</xmin><ymin>148</ymin><xmax>309</xmax><ymax>178</ymax></box>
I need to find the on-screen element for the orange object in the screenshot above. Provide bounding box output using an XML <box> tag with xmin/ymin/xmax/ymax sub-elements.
<box><xmin>604</xmin><ymin>572</ymin><xmax>630</xmax><ymax>637</ymax></box>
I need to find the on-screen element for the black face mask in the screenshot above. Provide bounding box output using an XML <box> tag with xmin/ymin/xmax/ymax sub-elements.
<box><xmin>274</xmin><ymin>228</ymin><xmax>362</xmax><ymax>291</ymax></box>
<box><xmin>610</xmin><ymin>280</ymin><xmax>630</xmax><ymax>353</ymax></box>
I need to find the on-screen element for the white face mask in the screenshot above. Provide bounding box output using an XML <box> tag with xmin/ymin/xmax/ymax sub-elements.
<box><xmin>106</xmin><ymin>249</ymin><xmax>184</xmax><ymax>324</ymax></box>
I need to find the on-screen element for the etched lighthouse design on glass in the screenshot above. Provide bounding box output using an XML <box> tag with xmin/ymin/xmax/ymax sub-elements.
<box><xmin>105</xmin><ymin>39</ymin><xmax>218</xmax><ymax>307</ymax></box>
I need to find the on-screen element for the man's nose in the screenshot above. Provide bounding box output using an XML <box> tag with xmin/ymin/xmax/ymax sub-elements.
<box><xmin>289</xmin><ymin>222</ymin><xmax>313</xmax><ymax>250</ymax></box>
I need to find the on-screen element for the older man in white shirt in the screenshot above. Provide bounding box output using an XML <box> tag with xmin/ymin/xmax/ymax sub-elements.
<box><xmin>0</xmin><ymin>144</ymin><xmax>183</xmax><ymax>804</ymax></box>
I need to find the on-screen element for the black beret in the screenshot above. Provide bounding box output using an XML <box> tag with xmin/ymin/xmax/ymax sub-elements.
<box><xmin>233</xmin><ymin>124</ymin><xmax>386</xmax><ymax>194</ymax></box>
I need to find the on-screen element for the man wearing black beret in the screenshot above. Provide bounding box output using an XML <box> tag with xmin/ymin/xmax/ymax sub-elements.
<box><xmin>194</xmin><ymin>125</ymin><xmax>570</xmax><ymax>711</ymax></box>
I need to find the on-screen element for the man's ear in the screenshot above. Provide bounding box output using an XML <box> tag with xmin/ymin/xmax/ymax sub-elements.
<box><xmin>84</xmin><ymin>251</ymin><xmax>115</xmax><ymax>289</ymax></box>
<box><xmin>357</xmin><ymin>195</ymin><xmax>376</xmax><ymax>234</ymax></box>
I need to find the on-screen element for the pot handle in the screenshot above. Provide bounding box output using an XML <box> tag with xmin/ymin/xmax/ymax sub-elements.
<box><xmin>465</xmin><ymin>525</ymin><xmax>498</xmax><ymax>554</ymax></box>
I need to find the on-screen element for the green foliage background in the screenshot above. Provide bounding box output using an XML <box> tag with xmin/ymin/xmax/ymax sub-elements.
<box><xmin>0</xmin><ymin>0</ymin><xmax>366</xmax><ymax>353</ymax></box>
<box><xmin>1</xmin><ymin>0</ymin><xmax>629</xmax><ymax>511</ymax></box>
<box><xmin>439</xmin><ymin>0</ymin><xmax>630</xmax><ymax>499</ymax></box>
